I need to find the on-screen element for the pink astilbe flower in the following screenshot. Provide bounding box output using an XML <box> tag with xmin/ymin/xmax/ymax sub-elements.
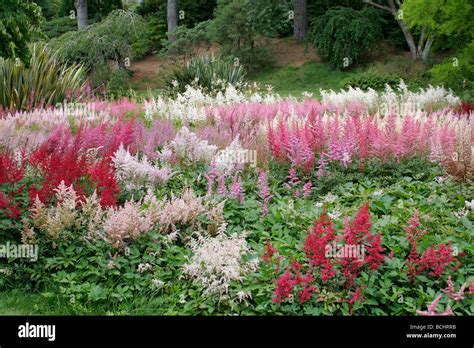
<box><xmin>103</xmin><ymin>199</ymin><xmax>152</xmax><ymax>249</ymax></box>
<box><xmin>217</xmin><ymin>174</ymin><xmax>228</xmax><ymax>196</ymax></box>
<box><xmin>204</xmin><ymin>162</ymin><xmax>219</xmax><ymax>196</ymax></box>
<box><xmin>302</xmin><ymin>182</ymin><xmax>314</xmax><ymax>198</ymax></box>
<box><xmin>257</xmin><ymin>171</ymin><xmax>272</xmax><ymax>216</ymax></box>
<box><xmin>470</xmin><ymin>280</ymin><xmax>474</xmax><ymax>295</ymax></box>
<box><xmin>316</xmin><ymin>153</ymin><xmax>329</xmax><ymax>178</ymax></box>
<box><xmin>229</xmin><ymin>176</ymin><xmax>245</xmax><ymax>204</ymax></box>
<box><xmin>284</xmin><ymin>166</ymin><xmax>301</xmax><ymax>197</ymax></box>
<box><xmin>416</xmin><ymin>294</ymin><xmax>454</xmax><ymax>316</ymax></box>
<box><xmin>444</xmin><ymin>277</ymin><xmax>466</xmax><ymax>301</ymax></box>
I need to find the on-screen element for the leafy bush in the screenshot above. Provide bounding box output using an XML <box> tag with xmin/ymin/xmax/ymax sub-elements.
<box><xmin>165</xmin><ymin>55</ymin><xmax>246</xmax><ymax>95</ymax></box>
<box><xmin>431</xmin><ymin>41</ymin><xmax>474</xmax><ymax>98</ymax></box>
<box><xmin>161</xmin><ymin>21</ymin><xmax>213</xmax><ymax>58</ymax></box>
<box><xmin>50</xmin><ymin>10</ymin><xmax>147</xmax><ymax>71</ymax></box>
<box><xmin>107</xmin><ymin>69</ymin><xmax>133</xmax><ymax>98</ymax></box>
<box><xmin>40</xmin><ymin>16</ymin><xmax>78</xmax><ymax>40</ymax></box>
<box><xmin>309</xmin><ymin>7</ymin><xmax>384</xmax><ymax>69</ymax></box>
<box><xmin>137</xmin><ymin>0</ymin><xmax>217</xmax><ymax>28</ymax></box>
<box><xmin>0</xmin><ymin>0</ymin><xmax>42</xmax><ymax>63</ymax></box>
<box><xmin>0</xmin><ymin>44</ymin><xmax>85</xmax><ymax>111</ymax></box>
<box><xmin>344</xmin><ymin>71</ymin><xmax>400</xmax><ymax>90</ymax></box>
<box><xmin>209</xmin><ymin>0</ymin><xmax>273</xmax><ymax>72</ymax></box>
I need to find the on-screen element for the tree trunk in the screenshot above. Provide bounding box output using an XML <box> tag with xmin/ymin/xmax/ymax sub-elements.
<box><xmin>421</xmin><ymin>34</ymin><xmax>435</xmax><ymax>62</ymax></box>
<box><xmin>74</xmin><ymin>0</ymin><xmax>88</xmax><ymax>30</ymax></box>
<box><xmin>293</xmin><ymin>0</ymin><xmax>308</xmax><ymax>41</ymax></box>
<box><xmin>395</xmin><ymin>18</ymin><xmax>418</xmax><ymax>60</ymax></box>
<box><xmin>167</xmin><ymin>0</ymin><xmax>178</xmax><ymax>43</ymax></box>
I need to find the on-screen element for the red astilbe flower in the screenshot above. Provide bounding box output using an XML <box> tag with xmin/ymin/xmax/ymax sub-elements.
<box><xmin>303</xmin><ymin>210</ymin><xmax>337</xmax><ymax>282</ymax></box>
<box><xmin>0</xmin><ymin>151</ymin><xmax>26</xmax><ymax>219</ymax></box>
<box><xmin>88</xmin><ymin>159</ymin><xmax>120</xmax><ymax>207</ymax></box>
<box><xmin>403</xmin><ymin>211</ymin><xmax>456</xmax><ymax>280</ymax></box>
<box><xmin>347</xmin><ymin>287</ymin><xmax>364</xmax><ymax>315</ymax></box>
<box><xmin>339</xmin><ymin>203</ymin><xmax>384</xmax><ymax>286</ymax></box>
<box><xmin>417</xmin><ymin>243</ymin><xmax>455</xmax><ymax>278</ymax></box>
<box><xmin>28</xmin><ymin>125</ymin><xmax>121</xmax><ymax>206</ymax></box>
<box><xmin>273</xmin><ymin>270</ymin><xmax>295</xmax><ymax>303</ymax></box>
<box><xmin>262</xmin><ymin>239</ymin><xmax>277</xmax><ymax>263</ymax></box>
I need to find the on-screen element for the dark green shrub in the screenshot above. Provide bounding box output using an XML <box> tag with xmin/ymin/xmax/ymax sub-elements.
<box><xmin>209</xmin><ymin>0</ymin><xmax>273</xmax><ymax>72</ymax></box>
<box><xmin>50</xmin><ymin>10</ymin><xmax>148</xmax><ymax>70</ymax></box>
<box><xmin>137</xmin><ymin>0</ymin><xmax>217</xmax><ymax>28</ymax></box>
<box><xmin>107</xmin><ymin>68</ymin><xmax>133</xmax><ymax>98</ymax></box>
<box><xmin>165</xmin><ymin>54</ymin><xmax>246</xmax><ymax>95</ymax></box>
<box><xmin>309</xmin><ymin>7</ymin><xmax>384</xmax><ymax>69</ymax></box>
<box><xmin>431</xmin><ymin>41</ymin><xmax>474</xmax><ymax>95</ymax></box>
<box><xmin>344</xmin><ymin>71</ymin><xmax>400</xmax><ymax>90</ymax></box>
<box><xmin>40</xmin><ymin>16</ymin><xmax>77</xmax><ymax>39</ymax></box>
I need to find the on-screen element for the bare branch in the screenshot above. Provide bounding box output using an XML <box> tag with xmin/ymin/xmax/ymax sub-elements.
<box><xmin>363</xmin><ymin>0</ymin><xmax>393</xmax><ymax>13</ymax></box>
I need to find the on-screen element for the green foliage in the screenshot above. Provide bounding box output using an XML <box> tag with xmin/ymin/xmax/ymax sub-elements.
<box><xmin>309</xmin><ymin>7</ymin><xmax>384</xmax><ymax>69</ymax></box>
<box><xmin>248</xmin><ymin>0</ymin><xmax>293</xmax><ymax>38</ymax></box>
<box><xmin>402</xmin><ymin>0</ymin><xmax>474</xmax><ymax>50</ymax></box>
<box><xmin>50</xmin><ymin>10</ymin><xmax>147</xmax><ymax>70</ymax></box>
<box><xmin>143</xmin><ymin>16</ymin><xmax>167</xmax><ymax>52</ymax></box>
<box><xmin>0</xmin><ymin>44</ymin><xmax>85</xmax><ymax>111</ymax></box>
<box><xmin>34</xmin><ymin>0</ymin><xmax>63</xmax><ymax>19</ymax></box>
<box><xmin>209</xmin><ymin>0</ymin><xmax>273</xmax><ymax>72</ymax></box>
<box><xmin>60</xmin><ymin>0</ymin><xmax>123</xmax><ymax>21</ymax></box>
<box><xmin>2</xmin><ymin>158</ymin><xmax>473</xmax><ymax>315</ymax></box>
<box><xmin>137</xmin><ymin>0</ymin><xmax>217</xmax><ymax>28</ymax></box>
<box><xmin>165</xmin><ymin>54</ymin><xmax>246</xmax><ymax>95</ymax></box>
<box><xmin>431</xmin><ymin>41</ymin><xmax>474</xmax><ymax>96</ymax></box>
<box><xmin>161</xmin><ymin>21</ymin><xmax>212</xmax><ymax>57</ymax></box>
<box><xmin>0</xmin><ymin>0</ymin><xmax>42</xmax><ymax>64</ymax></box>
<box><xmin>107</xmin><ymin>69</ymin><xmax>133</xmax><ymax>98</ymax></box>
<box><xmin>344</xmin><ymin>71</ymin><xmax>400</xmax><ymax>90</ymax></box>
<box><xmin>40</xmin><ymin>16</ymin><xmax>77</xmax><ymax>40</ymax></box>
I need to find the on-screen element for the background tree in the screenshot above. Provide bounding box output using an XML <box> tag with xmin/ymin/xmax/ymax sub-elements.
<box><xmin>75</xmin><ymin>0</ymin><xmax>88</xmax><ymax>29</ymax></box>
<box><xmin>0</xmin><ymin>0</ymin><xmax>42</xmax><ymax>63</ymax></box>
<box><xmin>293</xmin><ymin>0</ymin><xmax>308</xmax><ymax>41</ymax></box>
<box><xmin>363</xmin><ymin>0</ymin><xmax>434</xmax><ymax>62</ymax></box>
<box><xmin>167</xmin><ymin>0</ymin><xmax>178</xmax><ymax>42</ymax></box>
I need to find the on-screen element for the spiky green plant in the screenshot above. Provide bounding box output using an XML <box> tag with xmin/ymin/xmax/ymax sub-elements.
<box><xmin>0</xmin><ymin>44</ymin><xmax>86</xmax><ymax>112</ymax></box>
<box><xmin>166</xmin><ymin>54</ymin><xmax>246</xmax><ymax>95</ymax></box>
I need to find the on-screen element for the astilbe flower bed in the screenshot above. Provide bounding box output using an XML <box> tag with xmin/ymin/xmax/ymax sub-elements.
<box><xmin>0</xmin><ymin>84</ymin><xmax>472</xmax><ymax>315</ymax></box>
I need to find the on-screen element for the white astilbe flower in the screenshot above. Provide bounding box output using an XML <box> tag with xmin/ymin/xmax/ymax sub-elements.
<box><xmin>183</xmin><ymin>224</ymin><xmax>258</xmax><ymax>297</ymax></box>
<box><xmin>103</xmin><ymin>200</ymin><xmax>153</xmax><ymax>249</ymax></box>
<box><xmin>168</xmin><ymin>127</ymin><xmax>217</xmax><ymax>164</ymax></box>
<box><xmin>320</xmin><ymin>80</ymin><xmax>460</xmax><ymax>114</ymax></box>
<box><xmin>214</xmin><ymin>136</ymin><xmax>246</xmax><ymax>175</ymax></box>
<box><xmin>328</xmin><ymin>209</ymin><xmax>342</xmax><ymax>220</ymax></box>
<box><xmin>29</xmin><ymin>181</ymin><xmax>78</xmax><ymax>245</ymax></box>
<box><xmin>143</xmin><ymin>83</ymin><xmax>281</xmax><ymax>123</ymax></box>
<box><xmin>112</xmin><ymin>144</ymin><xmax>173</xmax><ymax>190</ymax></box>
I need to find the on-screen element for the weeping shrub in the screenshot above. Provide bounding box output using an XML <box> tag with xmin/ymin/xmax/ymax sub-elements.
<box><xmin>0</xmin><ymin>44</ymin><xmax>86</xmax><ymax>112</ymax></box>
<box><xmin>165</xmin><ymin>54</ymin><xmax>246</xmax><ymax>95</ymax></box>
<box><xmin>309</xmin><ymin>7</ymin><xmax>384</xmax><ymax>69</ymax></box>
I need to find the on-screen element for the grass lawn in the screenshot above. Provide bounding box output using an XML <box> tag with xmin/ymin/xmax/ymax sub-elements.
<box><xmin>249</xmin><ymin>61</ymin><xmax>361</xmax><ymax>97</ymax></box>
